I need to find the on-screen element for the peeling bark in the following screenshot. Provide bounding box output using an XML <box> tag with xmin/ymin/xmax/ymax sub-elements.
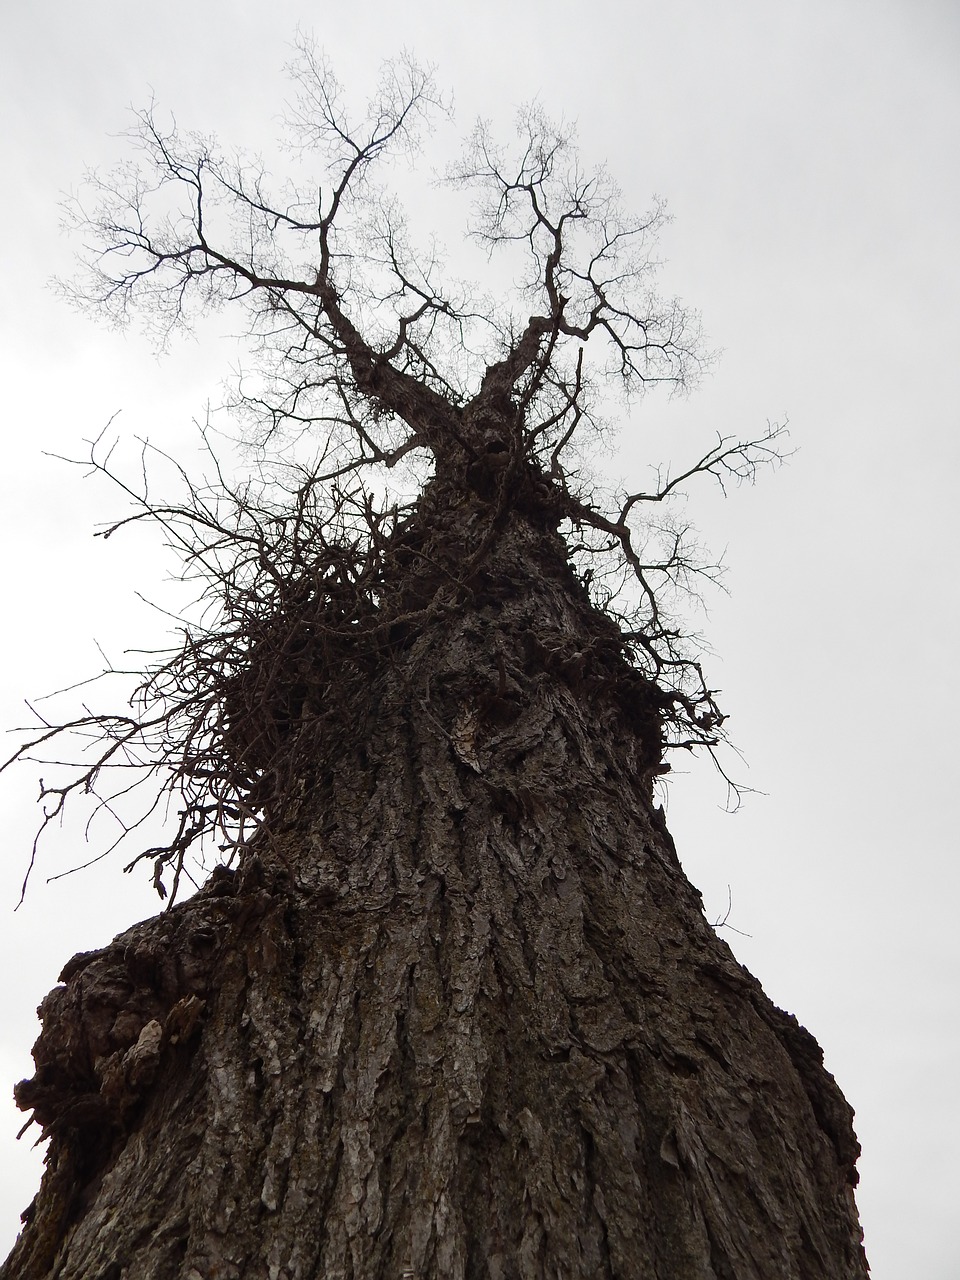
<box><xmin>2</xmin><ymin>489</ymin><xmax>867</xmax><ymax>1279</ymax></box>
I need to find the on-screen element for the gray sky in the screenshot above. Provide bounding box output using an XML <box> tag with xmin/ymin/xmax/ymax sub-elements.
<box><xmin>1</xmin><ymin>3</ymin><xmax>957</xmax><ymax>1275</ymax></box>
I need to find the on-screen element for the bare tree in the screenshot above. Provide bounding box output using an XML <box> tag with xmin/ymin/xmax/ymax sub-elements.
<box><xmin>2</xmin><ymin>46</ymin><xmax>865</xmax><ymax>1280</ymax></box>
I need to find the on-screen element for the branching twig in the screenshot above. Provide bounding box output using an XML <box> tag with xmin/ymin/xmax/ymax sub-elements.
<box><xmin>9</xmin><ymin>50</ymin><xmax>791</xmax><ymax>899</ymax></box>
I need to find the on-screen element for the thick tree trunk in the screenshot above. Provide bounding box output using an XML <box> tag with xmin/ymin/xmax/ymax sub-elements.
<box><xmin>2</xmin><ymin>493</ymin><xmax>867</xmax><ymax>1279</ymax></box>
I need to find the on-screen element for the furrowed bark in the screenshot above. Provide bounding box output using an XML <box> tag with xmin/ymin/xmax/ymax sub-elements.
<box><xmin>3</xmin><ymin>470</ymin><xmax>867</xmax><ymax>1279</ymax></box>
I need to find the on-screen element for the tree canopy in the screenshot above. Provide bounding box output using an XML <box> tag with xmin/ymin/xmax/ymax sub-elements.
<box><xmin>8</xmin><ymin>44</ymin><xmax>784</xmax><ymax>901</ymax></box>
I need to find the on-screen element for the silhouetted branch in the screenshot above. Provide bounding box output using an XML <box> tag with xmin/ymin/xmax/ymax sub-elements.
<box><xmin>8</xmin><ymin>50</ymin><xmax>790</xmax><ymax>898</ymax></box>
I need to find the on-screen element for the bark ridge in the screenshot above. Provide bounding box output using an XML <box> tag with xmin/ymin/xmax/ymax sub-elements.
<box><xmin>3</xmin><ymin>505</ymin><xmax>867</xmax><ymax>1279</ymax></box>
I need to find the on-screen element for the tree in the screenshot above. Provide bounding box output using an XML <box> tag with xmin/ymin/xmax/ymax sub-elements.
<box><xmin>2</xmin><ymin>48</ymin><xmax>867</xmax><ymax>1279</ymax></box>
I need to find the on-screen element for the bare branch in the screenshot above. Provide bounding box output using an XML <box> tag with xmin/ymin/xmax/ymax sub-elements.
<box><xmin>10</xmin><ymin>51</ymin><xmax>792</xmax><ymax>896</ymax></box>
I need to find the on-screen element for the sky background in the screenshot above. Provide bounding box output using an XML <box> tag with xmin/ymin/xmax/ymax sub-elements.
<box><xmin>1</xmin><ymin>2</ymin><xmax>957</xmax><ymax>1275</ymax></box>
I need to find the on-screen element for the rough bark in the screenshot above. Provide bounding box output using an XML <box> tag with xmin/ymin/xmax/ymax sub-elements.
<box><xmin>2</xmin><ymin>472</ymin><xmax>867</xmax><ymax>1279</ymax></box>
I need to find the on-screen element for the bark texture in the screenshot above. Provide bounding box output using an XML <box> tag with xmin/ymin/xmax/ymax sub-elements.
<box><xmin>3</xmin><ymin>478</ymin><xmax>868</xmax><ymax>1279</ymax></box>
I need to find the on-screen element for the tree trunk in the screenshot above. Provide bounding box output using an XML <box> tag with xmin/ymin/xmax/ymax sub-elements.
<box><xmin>2</xmin><ymin>488</ymin><xmax>868</xmax><ymax>1279</ymax></box>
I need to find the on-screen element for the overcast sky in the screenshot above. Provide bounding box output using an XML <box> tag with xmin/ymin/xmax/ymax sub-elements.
<box><xmin>1</xmin><ymin>3</ymin><xmax>957</xmax><ymax>1275</ymax></box>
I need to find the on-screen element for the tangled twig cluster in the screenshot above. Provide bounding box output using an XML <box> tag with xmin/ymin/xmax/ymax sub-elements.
<box><xmin>6</xmin><ymin>49</ymin><xmax>789</xmax><ymax>900</ymax></box>
<box><xmin>5</xmin><ymin>439</ymin><xmax>417</xmax><ymax>901</ymax></box>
